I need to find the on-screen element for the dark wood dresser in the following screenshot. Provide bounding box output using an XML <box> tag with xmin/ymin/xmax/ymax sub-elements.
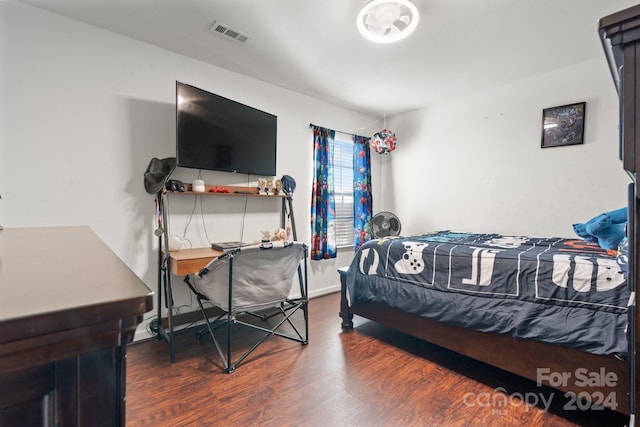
<box><xmin>0</xmin><ymin>226</ymin><xmax>153</xmax><ymax>426</ymax></box>
<box><xmin>600</xmin><ymin>3</ymin><xmax>640</xmax><ymax>418</ymax></box>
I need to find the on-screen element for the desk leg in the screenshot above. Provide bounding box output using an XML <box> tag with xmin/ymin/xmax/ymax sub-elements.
<box><xmin>157</xmin><ymin>260</ymin><xmax>176</xmax><ymax>363</ymax></box>
<box><xmin>165</xmin><ymin>270</ymin><xmax>176</xmax><ymax>363</ymax></box>
<box><xmin>156</xmin><ymin>234</ymin><xmax>163</xmax><ymax>342</ymax></box>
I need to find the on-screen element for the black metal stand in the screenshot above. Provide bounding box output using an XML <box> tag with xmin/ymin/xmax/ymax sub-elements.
<box><xmin>155</xmin><ymin>191</ymin><xmax>298</xmax><ymax>363</ymax></box>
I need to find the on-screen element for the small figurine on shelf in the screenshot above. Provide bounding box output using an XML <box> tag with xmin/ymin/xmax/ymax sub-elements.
<box><xmin>258</xmin><ymin>178</ymin><xmax>268</xmax><ymax>195</ymax></box>
<box><xmin>271</xmin><ymin>228</ymin><xmax>287</xmax><ymax>241</ymax></box>
<box><xmin>260</xmin><ymin>230</ymin><xmax>273</xmax><ymax>248</ymax></box>
<box><xmin>274</xmin><ymin>179</ymin><xmax>282</xmax><ymax>195</ymax></box>
<box><xmin>266</xmin><ymin>179</ymin><xmax>274</xmax><ymax>195</ymax></box>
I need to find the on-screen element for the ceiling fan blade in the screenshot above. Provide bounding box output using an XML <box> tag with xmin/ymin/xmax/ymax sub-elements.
<box><xmin>375</xmin><ymin>3</ymin><xmax>401</xmax><ymax>22</ymax></box>
<box><xmin>365</xmin><ymin>12</ymin><xmax>382</xmax><ymax>28</ymax></box>
<box><xmin>368</xmin><ymin>25</ymin><xmax>388</xmax><ymax>36</ymax></box>
<box><xmin>397</xmin><ymin>15</ymin><xmax>410</xmax><ymax>25</ymax></box>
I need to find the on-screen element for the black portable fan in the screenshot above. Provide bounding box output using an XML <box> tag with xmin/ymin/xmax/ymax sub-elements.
<box><xmin>371</xmin><ymin>211</ymin><xmax>401</xmax><ymax>238</ymax></box>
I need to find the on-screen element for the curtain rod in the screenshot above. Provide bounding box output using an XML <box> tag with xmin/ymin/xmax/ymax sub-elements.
<box><xmin>309</xmin><ymin>123</ymin><xmax>370</xmax><ymax>139</ymax></box>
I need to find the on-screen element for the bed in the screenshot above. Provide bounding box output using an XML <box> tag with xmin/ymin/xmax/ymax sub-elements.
<box><xmin>339</xmin><ymin>231</ymin><xmax>630</xmax><ymax>413</ymax></box>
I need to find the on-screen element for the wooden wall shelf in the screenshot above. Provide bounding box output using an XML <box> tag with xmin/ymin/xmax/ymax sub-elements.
<box><xmin>169</xmin><ymin>183</ymin><xmax>290</xmax><ymax>198</ymax></box>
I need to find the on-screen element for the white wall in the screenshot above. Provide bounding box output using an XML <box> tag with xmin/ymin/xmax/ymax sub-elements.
<box><xmin>381</xmin><ymin>57</ymin><xmax>630</xmax><ymax>238</ymax></box>
<box><xmin>0</xmin><ymin>1</ymin><xmax>382</xmax><ymax>340</ymax></box>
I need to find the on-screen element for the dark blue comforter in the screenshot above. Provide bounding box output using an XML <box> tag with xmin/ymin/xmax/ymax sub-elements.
<box><xmin>346</xmin><ymin>231</ymin><xmax>629</xmax><ymax>356</ymax></box>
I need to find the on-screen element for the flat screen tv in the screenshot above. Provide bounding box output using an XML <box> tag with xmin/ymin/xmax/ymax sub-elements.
<box><xmin>176</xmin><ymin>81</ymin><xmax>277</xmax><ymax>176</ymax></box>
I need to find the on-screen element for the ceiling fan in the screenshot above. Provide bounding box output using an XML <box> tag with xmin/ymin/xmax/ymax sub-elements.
<box><xmin>357</xmin><ymin>0</ymin><xmax>420</xmax><ymax>44</ymax></box>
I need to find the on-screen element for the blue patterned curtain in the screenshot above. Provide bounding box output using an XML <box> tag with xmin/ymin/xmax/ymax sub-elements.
<box><xmin>353</xmin><ymin>135</ymin><xmax>372</xmax><ymax>251</ymax></box>
<box><xmin>310</xmin><ymin>126</ymin><xmax>337</xmax><ymax>260</ymax></box>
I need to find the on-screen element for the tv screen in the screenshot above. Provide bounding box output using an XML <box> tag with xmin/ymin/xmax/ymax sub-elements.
<box><xmin>176</xmin><ymin>82</ymin><xmax>277</xmax><ymax>176</ymax></box>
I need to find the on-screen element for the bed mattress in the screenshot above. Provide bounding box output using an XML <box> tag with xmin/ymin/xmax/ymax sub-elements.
<box><xmin>346</xmin><ymin>231</ymin><xmax>629</xmax><ymax>356</ymax></box>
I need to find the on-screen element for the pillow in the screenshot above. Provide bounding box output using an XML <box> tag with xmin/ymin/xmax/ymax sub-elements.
<box><xmin>572</xmin><ymin>207</ymin><xmax>627</xmax><ymax>250</ymax></box>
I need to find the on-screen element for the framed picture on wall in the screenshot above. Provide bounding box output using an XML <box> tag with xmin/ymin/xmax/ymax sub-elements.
<box><xmin>541</xmin><ymin>102</ymin><xmax>586</xmax><ymax>148</ymax></box>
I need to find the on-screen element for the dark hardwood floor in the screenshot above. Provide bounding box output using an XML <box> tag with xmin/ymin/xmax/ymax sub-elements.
<box><xmin>126</xmin><ymin>292</ymin><xmax>630</xmax><ymax>426</ymax></box>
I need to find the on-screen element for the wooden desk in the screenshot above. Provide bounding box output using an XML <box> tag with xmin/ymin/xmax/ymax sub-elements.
<box><xmin>0</xmin><ymin>226</ymin><xmax>153</xmax><ymax>426</ymax></box>
<box><xmin>157</xmin><ymin>247</ymin><xmax>226</xmax><ymax>361</ymax></box>
<box><xmin>167</xmin><ymin>247</ymin><xmax>223</xmax><ymax>276</ymax></box>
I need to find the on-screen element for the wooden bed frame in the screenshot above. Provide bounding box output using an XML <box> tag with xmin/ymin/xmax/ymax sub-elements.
<box><xmin>337</xmin><ymin>4</ymin><xmax>640</xmax><ymax>417</ymax></box>
<box><xmin>338</xmin><ymin>268</ymin><xmax>629</xmax><ymax>414</ymax></box>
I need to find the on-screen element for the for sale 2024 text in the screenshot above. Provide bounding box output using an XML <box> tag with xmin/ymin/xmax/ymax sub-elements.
<box><xmin>537</xmin><ymin>367</ymin><xmax>619</xmax><ymax>411</ymax></box>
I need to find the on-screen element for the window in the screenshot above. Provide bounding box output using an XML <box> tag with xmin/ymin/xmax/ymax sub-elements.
<box><xmin>333</xmin><ymin>133</ymin><xmax>354</xmax><ymax>248</ymax></box>
<box><xmin>311</xmin><ymin>125</ymin><xmax>371</xmax><ymax>258</ymax></box>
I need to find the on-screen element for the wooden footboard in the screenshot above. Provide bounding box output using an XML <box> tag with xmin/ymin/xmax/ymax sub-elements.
<box><xmin>338</xmin><ymin>268</ymin><xmax>629</xmax><ymax>414</ymax></box>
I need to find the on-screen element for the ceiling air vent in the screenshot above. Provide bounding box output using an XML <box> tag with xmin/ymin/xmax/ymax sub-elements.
<box><xmin>209</xmin><ymin>21</ymin><xmax>250</xmax><ymax>43</ymax></box>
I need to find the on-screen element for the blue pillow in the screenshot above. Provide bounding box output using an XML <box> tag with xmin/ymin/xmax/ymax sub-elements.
<box><xmin>572</xmin><ymin>207</ymin><xmax>627</xmax><ymax>250</ymax></box>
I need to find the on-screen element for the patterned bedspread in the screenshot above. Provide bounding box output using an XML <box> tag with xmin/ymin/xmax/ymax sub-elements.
<box><xmin>346</xmin><ymin>231</ymin><xmax>629</xmax><ymax>356</ymax></box>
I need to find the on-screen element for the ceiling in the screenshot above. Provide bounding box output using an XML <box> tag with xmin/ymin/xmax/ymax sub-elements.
<box><xmin>16</xmin><ymin>0</ymin><xmax>638</xmax><ymax>116</ymax></box>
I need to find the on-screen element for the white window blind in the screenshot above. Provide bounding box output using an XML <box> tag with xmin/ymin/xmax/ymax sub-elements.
<box><xmin>333</xmin><ymin>134</ymin><xmax>354</xmax><ymax>248</ymax></box>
